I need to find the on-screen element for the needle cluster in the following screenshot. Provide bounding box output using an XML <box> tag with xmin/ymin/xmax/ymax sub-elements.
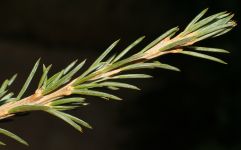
<box><xmin>0</xmin><ymin>8</ymin><xmax>236</xmax><ymax>146</ymax></box>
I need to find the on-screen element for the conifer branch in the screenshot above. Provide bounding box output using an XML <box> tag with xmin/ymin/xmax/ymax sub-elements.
<box><xmin>0</xmin><ymin>8</ymin><xmax>236</xmax><ymax>146</ymax></box>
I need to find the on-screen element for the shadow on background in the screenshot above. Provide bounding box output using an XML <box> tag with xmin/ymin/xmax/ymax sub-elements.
<box><xmin>0</xmin><ymin>0</ymin><xmax>240</xmax><ymax>150</ymax></box>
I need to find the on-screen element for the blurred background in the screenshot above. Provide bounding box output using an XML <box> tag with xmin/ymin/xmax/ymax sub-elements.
<box><xmin>0</xmin><ymin>0</ymin><xmax>240</xmax><ymax>150</ymax></box>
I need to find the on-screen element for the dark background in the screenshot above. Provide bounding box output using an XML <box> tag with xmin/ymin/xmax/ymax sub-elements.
<box><xmin>0</xmin><ymin>0</ymin><xmax>240</xmax><ymax>150</ymax></box>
